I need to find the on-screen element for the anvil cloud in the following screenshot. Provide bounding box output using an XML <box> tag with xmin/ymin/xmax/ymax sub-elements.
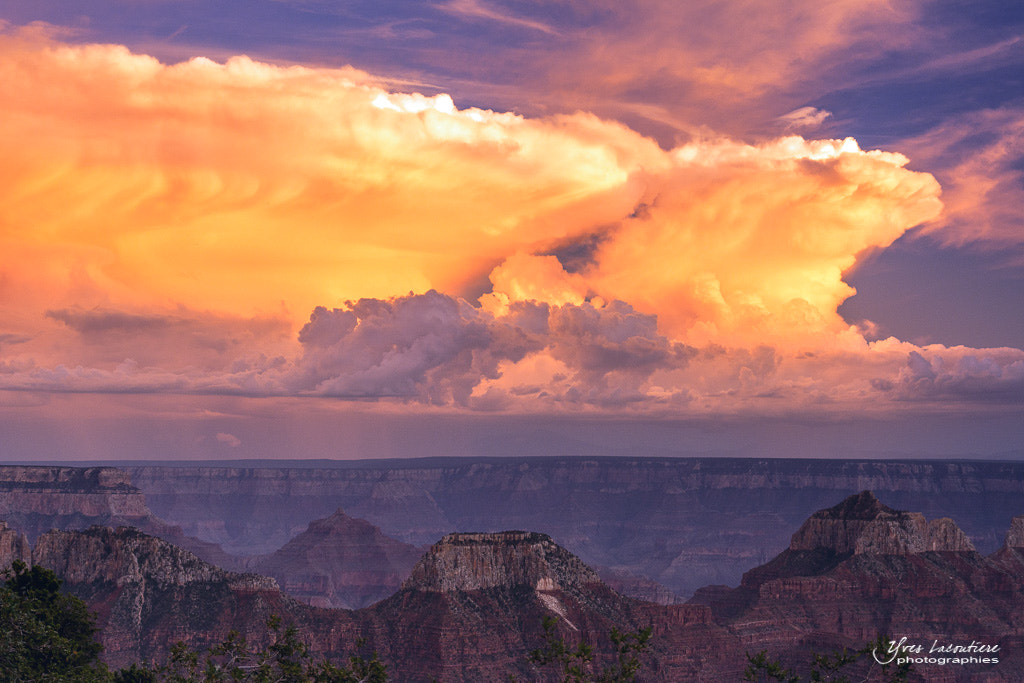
<box><xmin>0</xmin><ymin>22</ymin><xmax>1022</xmax><ymax>434</ymax></box>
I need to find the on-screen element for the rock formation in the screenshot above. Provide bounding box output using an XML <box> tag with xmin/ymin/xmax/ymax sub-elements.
<box><xmin>5</xmin><ymin>470</ymin><xmax>1024</xmax><ymax>681</ymax></box>
<box><xmin>0</xmin><ymin>520</ymin><xmax>31</xmax><ymax>567</ymax></box>
<box><xmin>595</xmin><ymin>566</ymin><xmax>682</xmax><ymax>605</ymax></box>
<box><xmin>693</xmin><ymin>491</ymin><xmax>1020</xmax><ymax>681</ymax></box>
<box><xmin>789</xmin><ymin>490</ymin><xmax>976</xmax><ymax>554</ymax></box>
<box><xmin>249</xmin><ymin>508</ymin><xmax>423</xmax><ymax>608</ymax></box>
<box><xmin>126</xmin><ymin>457</ymin><xmax>1024</xmax><ymax>598</ymax></box>
<box><xmin>30</xmin><ymin>526</ymin><xmax>308</xmax><ymax>668</ymax></box>
<box><xmin>1005</xmin><ymin>516</ymin><xmax>1024</xmax><ymax>548</ymax></box>
<box><xmin>0</xmin><ymin>466</ymin><xmax>151</xmax><ymax>539</ymax></box>
<box><xmin>407</xmin><ymin>531</ymin><xmax>601</xmax><ymax>593</ymax></box>
<box><xmin>0</xmin><ymin>465</ymin><xmax>243</xmax><ymax>572</ymax></box>
<box><xmin>372</xmin><ymin>530</ymin><xmax>729</xmax><ymax>681</ymax></box>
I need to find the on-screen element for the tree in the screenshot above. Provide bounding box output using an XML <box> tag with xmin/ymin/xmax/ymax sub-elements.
<box><xmin>153</xmin><ymin>616</ymin><xmax>388</xmax><ymax>682</ymax></box>
<box><xmin>744</xmin><ymin>637</ymin><xmax>913</xmax><ymax>683</ymax></box>
<box><xmin>529</xmin><ymin>616</ymin><xmax>651</xmax><ymax>682</ymax></box>
<box><xmin>113</xmin><ymin>664</ymin><xmax>159</xmax><ymax>683</ymax></box>
<box><xmin>0</xmin><ymin>560</ymin><xmax>386</xmax><ymax>683</ymax></box>
<box><xmin>0</xmin><ymin>560</ymin><xmax>110</xmax><ymax>682</ymax></box>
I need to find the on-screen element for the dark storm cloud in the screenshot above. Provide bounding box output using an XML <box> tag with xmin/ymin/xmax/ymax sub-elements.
<box><xmin>290</xmin><ymin>291</ymin><xmax>692</xmax><ymax>407</ymax></box>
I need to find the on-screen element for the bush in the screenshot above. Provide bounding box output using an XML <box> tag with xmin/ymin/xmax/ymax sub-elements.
<box><xmin>0</xmin><ymin>560</ymin><xmax>110</xmax><ymax>682</ymax></box>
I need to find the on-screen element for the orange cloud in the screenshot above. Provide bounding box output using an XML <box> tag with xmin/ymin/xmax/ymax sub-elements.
<box><xmin>6</xmin><ymin>26</ymin><xmax>1010</xmax><ymax>417</ymax></box>
<box><xmin>488</xmin><ymin>137</ymin><xmax>943</xmax><ymax>349</ymax></box>
<box><xmin>0</xmin><ymin>26</ymin><xmax>659</xmax><ymax>338</ymax></box>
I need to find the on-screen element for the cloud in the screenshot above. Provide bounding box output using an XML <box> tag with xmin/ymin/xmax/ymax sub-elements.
<box><xmin>438</xmin><ymin>0</ymin><xmax>559</xmax><ymax>35</ymax></box>
<box><xmin>215</xmin><ymin>432</ymin><xmax>242</xmax><ymax>447</ymax></box>
<box><xmin>3</xmin><ymin>292</ymin><xmax>1023</xmax><ymax>414</ymax></box>
<box><xmin>42</xmin><ymin>306</ymin><xmax>292</xmax><ymax>371</ymax></box>
<box><xmin>901</xmin><ymin>107</ymin><xmax>1024</xmax><ymax>245</ymax></box>
<box><xmin>292</xmin><ymin>291</ymin><xmax>508</xmax><ymax>403</ymax></box>
<box><xmin>0</xmin><ymin>25</ymin><xmax>660</xmax><ymax>335</ymax></box>
<box><xmin>421</xmin><ymin>0</ymin><xmax>929</xmax><ymax>139</ymax></box>
<box><xmin>488</xmin><ymin>136</ymin><xmax>942</xmax><ymax>348</ymax></box>
<box><xmin>288</xmin><ymin>291</ymin><xmax>691</xmax><ymax>408</ymax></box>
<box><xmin>6</xmin><ymin>27</ymin><xmax>1019</xmax><ymax>416</ymax></box>
<box><xmin>864</xmin><ymin>347</ymin><xmax>1024</xmax><ymax>404</ymax></box>
<box><xmin>777</xmin><ymin>107</ymin><xmax>832</xmax><ymax>131</ymax></box>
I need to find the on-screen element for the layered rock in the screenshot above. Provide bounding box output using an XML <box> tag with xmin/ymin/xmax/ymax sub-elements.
<box><xmin>19</xmin><ymin>523</ymin><xmax>732</xmax><ymax>681</ymax></box>
<box><xmin>407</xmin><ymin>531</ymin><xmax>601</xmax><ymax>593</ymax></box>
<box><xmin>0</xmin><ymin>521</ymin><xmax>31</xmax><ymax>568</ymax></box>
<box><xmin>1005</xmin><ymin>516</ymin><xmax>1024</xmax><ymax>548</ymax></box>
<box><xmin>375</xmin><ymin>530</ymin><xmax>729</xmax><ymax>681</ymax></box>
<box><xmin>596</xmin><ymin>566</ymin><xmax>682</xmax><ymax>605</ymax></box>
<box><xmin>789</xmin><ymin>490</ymin><xmax>976</xmax><ymax>554</ymax></box>
<box><xmin>0</xmin><ymin>465</ymin><xmax>243</xmax><ymax>572</ymax></box>
<box><xmin>694</xmin><ymin>492</ymin><xmax>1020</xmax><ymax>681</ymax></box>
<box><xmin>127</xmin><ymin>457</ymin><xmax>1024</xmax><ymax>598</ymax></box>
<box><xmin>31</xmin><ymin>526</ymin><xmax>310</xmax><ymax>668</ymax></box>
<box><xmin>249</xmin><ymin>508</ymin><xmax>423</xmax><ymax>608</ymax></box>
<box><xmin>0</xmin><ymin>466</ymin><xmax>150</xmax><ymax>539</ymax></box>
<box><xmin>15</xmin><ymin>491</ymin><xmax>1024</xmax><ymax>681</ymax></box>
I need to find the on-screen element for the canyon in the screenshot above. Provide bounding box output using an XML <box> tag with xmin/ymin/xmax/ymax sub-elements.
<box><xmin>2</xmin><ymin>485</ymin><xmax>1023</xmax><ymax>680</ymax></box>
<box><xmin>2</xmin><ymin>459</ymin><xmax>1024</xmax><ymax>680</ymax></box>
<box><xmin>123</xmin><ymin>457</ymin><xmax>1024</xmax><ymax>598</ymax></box>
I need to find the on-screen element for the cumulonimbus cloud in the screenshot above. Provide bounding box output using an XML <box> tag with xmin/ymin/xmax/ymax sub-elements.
<box><xmin>2</xmin><ymin>26</ymin><xmax>1019</xmax><ymax>414</ymax></box>
<box><xmin>0</xmin><ymin>24</ymin><xmax>660</xmax><ymax>331</ymax></box>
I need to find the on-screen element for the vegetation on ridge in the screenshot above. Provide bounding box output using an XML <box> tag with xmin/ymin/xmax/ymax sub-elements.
<box><xmin>0</xmin><ymin>561</ymin><xmax>387</xmax><ymax>682</ymax></box>
<box><xmin>526</xmin><ymin>615</ymin><xmax>652</xmax><ymax>682</ymax></box>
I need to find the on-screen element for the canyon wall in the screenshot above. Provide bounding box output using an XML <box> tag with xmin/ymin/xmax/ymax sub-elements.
<box><xmin>13</xmin><ymin>492</ymin><xmax>1024</xmax><ymax>681</ymax></box>
<box><xmin>126</xmin><ymin>457</ymin><xmax>1024</xmax><ymax>597</ymax></box>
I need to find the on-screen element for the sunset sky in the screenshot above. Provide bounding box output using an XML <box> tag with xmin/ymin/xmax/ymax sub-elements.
<box><xmin>1</xmin><ymin>1</ymin><xmax>1022</xmax><ymax>461</ymax></box>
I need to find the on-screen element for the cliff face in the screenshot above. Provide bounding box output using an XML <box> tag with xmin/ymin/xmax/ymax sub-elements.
<box><xmin>1005</xmin><ymin>516</ymin><xmax>1024</xmax><ymax>548</ymax></box>
<box><xmin>14</xmin><ymin>492</ymin><xmax>1024</xmax><ymax>682</ymax></box>
<box><xmin>22</xmin><ymin>523</ymin><xmax>729</xmax><ymax>681</ymax></box>
<box><xmin>406</xmin><ymin>531</ymin><xmax>601</xmax><ymax>593</ymax></box>
<box><xmin>31</xmin><ymin>526</ymin><xmax>309</xmax><ymax>668</ymax></box>
<box><xmin>249</xmin><ymin>508</ymin><xmax>423</xmax><ymax>609</ymax></box>
<box><xmin>127</xmin><ymin>457</ymin><xmax>1024</xmax><ymax>598</ymax></box>
<box><xmin>693</xmin><ymin>492</ymin><xmax>1022</xmax><ymax>681</ymax></box>
<box><xmin>373</xmin><ymin>530</ymin><xmax>728</xmax><ymax>682</ymax></box>
<box><xmin>0</xmin><ymin>466</ymin><xmax>150</xmax><ymax>539</ymax></box>
<box><xmin>0</xmin><ymin>465</ymin><xmax>244</xmax><ymax>573</ymax></box>
<box><xmin>0</xmin><ymin>521</ymin><xmax>31</xmax><ymax>567</ymax></box>
<box><xmin>789</xmin><ymin>490</ymin><xmax>976</xmax><ymax>554</ymax></box>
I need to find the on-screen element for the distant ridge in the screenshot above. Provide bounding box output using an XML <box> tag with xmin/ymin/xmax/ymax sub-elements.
<box><xmin>250</xmin><ymin>508</ymin><xmax>422</xmax><ymax>609</ymax></box>
<box><xmin>122</xmin><ymin>456</ymin><xmax>1024</xmax><ymax>597</ymax></box>
<box><xmin>20</xmin><ymin>451</ymin><xmax>1024</xmax><ymax>469</ymax></box>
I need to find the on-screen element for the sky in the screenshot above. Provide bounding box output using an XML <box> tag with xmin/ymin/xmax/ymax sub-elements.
<box><xmin>0</xmin><ymin>0</ymin><xmax>1022</xmax><ymax>461</ymax></box>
